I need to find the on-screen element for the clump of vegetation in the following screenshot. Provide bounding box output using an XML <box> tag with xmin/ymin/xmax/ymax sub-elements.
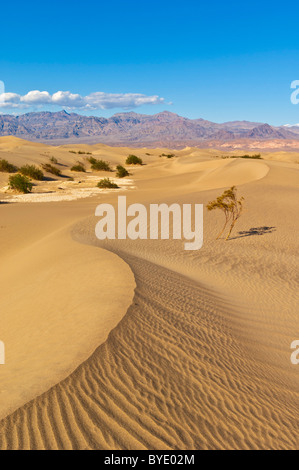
<box><xmin>221</xmin><ymin>154</ymin><xmax>262</xmax><ymax>160</ymax></box>
<box><xmin>0</xmin><ymin>159</ymin><xmax>18</xmax><ymax>173</ymax></box>
<box><xmin>160</xmin><ymin>153</ymin><xmax>176</xmax><ymax>159</ymax></box>
<box><xmin>50</xmin><ymin>156</ymin><xmax>58</xmax><ymax>164</ymax></box>
<box><xmin>116</xmin><ymin>165</ymin><xmax>129</xmax><ymax>178</ymax></box>
<box><xmin>9</xmin><ymin>174</ymin><xmax>33</xmax><ymax>193</ymax></box>
<box><xmin>207</xmin><ymin>186</ymin><xmax>244</xmax><ymax>240</ymax></box>
<box><xmin>89</xmin><ymin>158</ymin><xmax>112</xmax><ymax>172</ymax></box>
<box><xmin>126</xmin><ymin>154</ymin><xmax>143</xmax><ymax>165</ymax></box>
<box><xmin>19</xmin><ymin>164</ymin><xmax>44</xmax><ymax>181</ymax></box>
<box><xmin>42</xmin><ymin>163</ymin><xmax>61</xmax><ymax>176</ymax></box>
<box><xmin>71</xmin><ymin>164</ymin><xmax>86</xmax><ymax>172</ymax></box>
<box><xmin>70</xmin><ymin>150</ymin><xmax>92</xmax><ymax>155</ymax></box>
<box><xmin>145</xmin><ymin>152</ymin><xmax>151</xmax><ymax>156</ymax></box>
<box><xmin>97</xmin><ymin>178</ymin><xmax>119</xmax><ymax>189</ymax></box>
<box><xmin>238</xmin><ymin>154</ymin><xmax>262</xmax><ymax>159</ymax></box>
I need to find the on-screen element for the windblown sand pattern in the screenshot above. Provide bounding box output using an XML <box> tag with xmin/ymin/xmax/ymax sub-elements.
<box><xmin>0</xmin><ymin>251</ymin><xmax>298</xmax><ymax>450</ymax></box>
<box><xmin>0</xmin><ymin>139</ymin><xmax>298</xmax><ymax>450</ymax></box>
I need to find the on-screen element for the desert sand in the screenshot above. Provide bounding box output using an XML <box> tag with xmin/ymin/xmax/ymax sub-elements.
<box><xmin>0</xmin><ymin>137</ymin><xmax>298</xmax><ymax>449</ymax></box>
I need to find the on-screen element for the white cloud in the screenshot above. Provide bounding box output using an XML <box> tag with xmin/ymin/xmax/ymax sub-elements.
<box><xmin>85</xmin><ymin>92</ymin><xmax>165</xmax><ymax>110</ymax></box>
<box><xmin>0</xmin><ymin>92</ymin><xmax>21</xmax><ymax>106</ymax></box>
<box><xmin>0</xmin><ymin>90</ymin><xmax>165</xmax><ymax>110</ymax></box>
<box><xmin>21</xmin><ymin>90</ymin><xmax>51</xmax><ymax>104</ymax></box>
<box><xmin>52</xmin><ymin>91</ymin><xmax>85</xmax><ymax>108</ymax></box>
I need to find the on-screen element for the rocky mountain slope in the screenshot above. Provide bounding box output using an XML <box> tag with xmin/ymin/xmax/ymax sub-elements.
<box><xmin>0</xmin><ymin>110</ymin><xmax>298</xmax><ymax>146</ymax></box>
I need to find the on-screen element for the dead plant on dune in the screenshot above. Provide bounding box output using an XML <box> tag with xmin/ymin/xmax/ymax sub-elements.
<box><xmin>207</xmin><ymin>186</ymin><xmax>244</xmax><ymax>240</ymax></box>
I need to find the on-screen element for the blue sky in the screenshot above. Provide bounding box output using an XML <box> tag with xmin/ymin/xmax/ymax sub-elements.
<box><xmin>0</xmin><ymin>0</ymin><xmax>299</xmax><ymax>125</ymax></box>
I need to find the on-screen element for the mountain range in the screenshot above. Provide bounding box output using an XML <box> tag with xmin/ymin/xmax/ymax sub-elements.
<box><xmin>1</xmin><ymin>110</ymin><xmax>299</xmax><ymax>147</ymax></box>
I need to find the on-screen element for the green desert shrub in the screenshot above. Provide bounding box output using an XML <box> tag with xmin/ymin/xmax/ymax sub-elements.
<box><xmin>160</xmin><ymin>153</ymin><xmax>176</xmax><ymax>159</ymax></box>
<box><xmin>90</xmin><ymin>159</ymin><xmax>112</xmax><ymax>171</ymax></box>
<box><xmin>70</xmin><ymin>150</ymin><xmax>92</xmax><ymax>155</ymax></box>
<box><xmin>222</xmin><ymin>153</ymin><xmax>263</xmax><ymax>160</ymax></box>
<box><xmin>97</xmin><ymin>178</ymin><xmax>119</xmax><ymax>189</ymax></box>
<box><xmin>239</xmin><ymin>154</ymin><xmax>262</xmax><ymax>159</ymax></box>
<box><xmin>9</xmin><ymin>174</ymin><xmax>33</xmax><ymax>193</ymax></box>
<box><xmin>116</xmin><ymin>165</ymin><xmax>129</xmax><ymax>178</ymax></box>
<box><xmin>125</xmin><ymin>154</ymin><xmax>143</xmax><ymax>165</ymax></box>
<box><xmin>0</xmin><ymin>159</ymin><xmax>18</xmax><ymax>173</ymax></box>
<box><xmin>20</xmin><ymin>164</ymin><xmax>44</xmax><ymax>181</ymax></box>
<box><xmin>50</xmin><ymin>156</ymin><xmax>58</xmax><ymax>164</ymax></box>
<box><xmin>42</xmin><ymin>163</ymin><xmax>61</xmax><ymax>176</ymax></box>
<box><xmin>71</xmin><ymin>164</ymin><xmax>86</xmax><ymax>172</ymax></box>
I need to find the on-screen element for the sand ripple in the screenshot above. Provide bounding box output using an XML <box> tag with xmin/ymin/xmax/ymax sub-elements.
<box><xmin>0</xmin><ymin>252</ymin><xmax>297</xmax><ymax>449</ymax></box>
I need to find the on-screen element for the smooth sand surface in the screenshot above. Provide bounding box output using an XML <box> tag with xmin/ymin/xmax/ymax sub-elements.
<box><xmin>0</xmin><ymin>202</ymin><xmax>135</xmax><ymax>420</ymax></box>
<box><xmin>0</xmin><ymin>138</ymin><xmax>298</xmax><ymax>449</ymax></box>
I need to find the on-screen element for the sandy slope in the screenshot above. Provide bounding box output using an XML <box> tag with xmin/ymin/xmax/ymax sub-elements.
<box><xmin>0</xmin><ymin>202</ymin><xmax>135</xmax><ymax>420</ymax></box>
<box><xmin>0</xmin><ymin>138</ymin><xmax>298</xmax><ymax>449</ymax></box>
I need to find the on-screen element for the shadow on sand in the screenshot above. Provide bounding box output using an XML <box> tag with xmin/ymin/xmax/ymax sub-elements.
<box><xmin>229</xmin><ymin>226</ymin><xmax>276</xmax><ymax>240</ymax></box>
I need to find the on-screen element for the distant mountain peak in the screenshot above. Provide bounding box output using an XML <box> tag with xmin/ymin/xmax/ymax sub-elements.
<box><xmin>248</xmin><ymin>123</ymin><xmax>295</xmax><ymax>139</ymax></box>
<box><xmin>57</xmin><ymin>109</ymin><xmax>70</xmax><ymax>115</ymax></box>
<box><xmin>112</xmin><ymin>111</ymin><xmax>142</xmax><ymax>117</ymax></box>
<box><xmin>155</xmin><ymin>111</ymin><xmax>179</xmax><ymax>116</ymax></box>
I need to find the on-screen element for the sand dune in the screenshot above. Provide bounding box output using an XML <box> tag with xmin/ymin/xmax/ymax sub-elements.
<box><xmin>0</xmin><ymin>139</ymin><xmax>298</xmax><ymax>449</ymax></box>
<box><xmin>0</xmin><ymin>203</ymin><xmax>135</xmax><ymax>421</ymax></box>
<box><xmin>1</xmin><ymin>255</ymin><xmax>297</xmax><ymax>450</ymax></box>
<box><xmin>161</xmin><ymin>156</ymin><xmax>269</xmax><ymax>190</ymax></box>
